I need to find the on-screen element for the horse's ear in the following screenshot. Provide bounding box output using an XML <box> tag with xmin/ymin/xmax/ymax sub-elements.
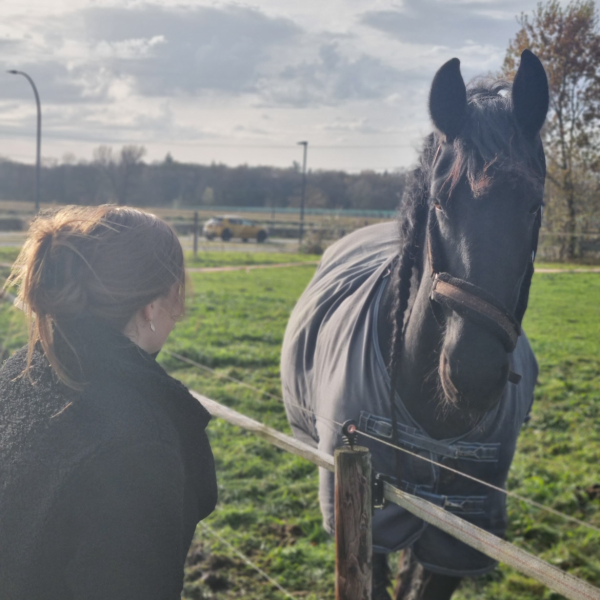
<box><xmin>429</xmin><ymin>58</ymin><xmax>467</xmax><ymax>141</ymax></box>
<box><xmin>512</xmin><ymin>49</ymin><xmax>549</xmax><ymax>138</ymax></box>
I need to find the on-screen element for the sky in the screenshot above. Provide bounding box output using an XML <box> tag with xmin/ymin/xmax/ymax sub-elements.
<box><xmin>0</xmin><ymin>0</ymin><xmax>548</xmax><ymax>172</ymax></box>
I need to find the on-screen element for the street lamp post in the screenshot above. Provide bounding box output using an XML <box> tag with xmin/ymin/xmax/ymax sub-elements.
<box><xmin>8</xmin><ymin>70</ymin><xmax>42</xmax><ymax>212</ymax></box>
<box><xmin>297</xmin><ymin>141</ymin><xmax>308</xmax><ymax>244</ymax></box>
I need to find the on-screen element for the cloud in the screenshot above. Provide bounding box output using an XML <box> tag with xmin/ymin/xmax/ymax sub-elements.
<box><xmin>0</xmin><ymin>4</ymin><xmax>431</xmax><ymax>110</ymax></box>
<box><xmin>265</xmin><ymin>42</ymin><xmax>418</xmax><ymax>107</ymax></box>
<box><xmin>2</xmin><ymin>61</ymin><xmax>106</xmax><ymax>105</ymax></box>
<box><xmin>0</xmin><ymin>0</ymin><xmax>537</xmax><ymax>171</ymax></box>
<box><xmin>0</xmin><ymin>38</ymin><xmax>20</xmax><ymax>51</ymax></box>
<box><xmin>360</xmin><ymin>0</ymin><xmax>526</xmax><ymax>49</ymax></box>
<box><xmin>0</xmin><ymin>99</ymin><xmax>179</xmax><ymax>146</ymax></box>
<box><xmin>82</xmin><ymin>4</ymin><xmax>301</xmax><ymax>96</ymax></box>
<box><xmin>318</xmin><ymin>115</ymin><xmax>408</xmax><ymax>135</ymax></box>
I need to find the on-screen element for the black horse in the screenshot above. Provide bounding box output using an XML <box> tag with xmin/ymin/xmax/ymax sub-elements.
<box><xmin>281</xmin><ymin>50</ymin><xmax>548</xmax><ymax>599</ymax></box>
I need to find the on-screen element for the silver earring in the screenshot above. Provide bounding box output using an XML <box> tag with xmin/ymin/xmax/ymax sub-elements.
<box><xmin>150</xmin><ymin>321</ymin><xmax>156</xmax><ymax>332</ymax></box>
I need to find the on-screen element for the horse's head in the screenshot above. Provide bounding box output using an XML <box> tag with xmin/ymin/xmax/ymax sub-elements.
<box><xmin>423</xmin><ymin>50</ymin><xmax>548</xmax><ymax>415</ymax></box>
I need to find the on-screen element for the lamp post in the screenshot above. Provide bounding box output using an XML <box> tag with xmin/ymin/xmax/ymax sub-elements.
<box><xmin>297</xmin><ymin>141</ymin><xmax>308</xmax><ymax>244</ymax></box>
<box><xmin>8</xmin><ymin>70</ymin><xmax>41</xmax><ymax>212</ymax></box>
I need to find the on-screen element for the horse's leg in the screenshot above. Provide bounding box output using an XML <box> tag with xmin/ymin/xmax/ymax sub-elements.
<box><xmin>372</xmin><ymin>553</ymin><xmax>393</xmax><ymax>600</ymax></box>
<box><xmin>393</xmin><ymin>548</ymin><xmax>424</xmax><ymax>600</ymax></box>
<box><xmin>418</xmin><ymin>572</ymin><xmax>462</xmax><ymax>600</ymax></box>
<box><xmin>393</xmin><ymin>549</ymin><xmax>461</xmax><ymax>600</ymax></box>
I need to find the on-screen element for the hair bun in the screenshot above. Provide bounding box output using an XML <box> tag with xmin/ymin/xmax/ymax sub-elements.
<box><xmin>21</xmin><ymin>221</ymin><xmax>90</xmax><ymax>319</ymax></box>
<box><xmin>9</xmin><ymin>204</ymin><xmax>185</xmax><ymax>389</ymax></box>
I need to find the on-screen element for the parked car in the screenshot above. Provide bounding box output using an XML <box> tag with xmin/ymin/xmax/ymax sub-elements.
<box><xmin>203</xmin><ymin>216</ymin><xmax>268</xmax><ymax>243</ymax></box>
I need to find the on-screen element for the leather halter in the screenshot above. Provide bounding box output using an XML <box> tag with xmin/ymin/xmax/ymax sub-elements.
<box><xmin>430</xmin><ymin>271</ymin><xmax>520</xmax><ymax>353</ymax></box>
<box><xmin>426</xmin><ymin>148</ymin><xmax>542</xmax><ymax>382</ymax></box>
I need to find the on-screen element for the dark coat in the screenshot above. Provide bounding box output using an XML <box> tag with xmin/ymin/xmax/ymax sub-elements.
<box><xmin>0</xmin><ymin>317</ymin><xmax>217</xmax><ymax>600</ymax></box>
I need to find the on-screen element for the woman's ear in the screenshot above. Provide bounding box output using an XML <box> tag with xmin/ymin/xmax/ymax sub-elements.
<box><xmin>141</xmin><ymin>303</ymin><xmax>153</xmax><ymax>323</ymax></box>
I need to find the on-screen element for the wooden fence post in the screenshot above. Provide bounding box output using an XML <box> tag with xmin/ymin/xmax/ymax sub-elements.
<box><xmin>335</xmin><ymin>446</ymin><xmax>372</xmax><ymax>600</ymax></box>
<box><xmin>193</xmin><ymin>211</ymin><xmax>199</xmax><ymax>259</ymax></box>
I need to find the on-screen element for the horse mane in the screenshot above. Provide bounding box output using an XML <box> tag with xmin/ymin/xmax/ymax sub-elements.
<box><xmin>387</xmin><ymin>78</ymin><xmax>546</xmax><ymax>387</ymax></box>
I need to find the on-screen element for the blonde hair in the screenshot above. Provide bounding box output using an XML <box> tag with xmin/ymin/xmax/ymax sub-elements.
<box><xmin>6</xmin><ymin>205</ymin><xmax>185</xmax><ymax>388</ymax></box>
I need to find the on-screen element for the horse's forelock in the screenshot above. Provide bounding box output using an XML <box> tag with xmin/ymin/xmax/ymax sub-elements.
<box><xmin>436</xmin><ymin>80</ymin><xmax>545</xmax><ymax>201</ymax></box>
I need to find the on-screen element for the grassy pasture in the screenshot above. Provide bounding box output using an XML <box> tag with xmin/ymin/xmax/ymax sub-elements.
<box><xmin>169</xmin><ymin>266</ymin><xmax>600</xmax><ymax>600</ymax></box>
<box><xmin>0</xmin><ymin>246</ymin><xmax>320</xmax><ymax>271</ymax></box>
<box><xmin>0</xmin><ymin>254</ymin><xmax>599</xmax><ymax>599</ymax></box>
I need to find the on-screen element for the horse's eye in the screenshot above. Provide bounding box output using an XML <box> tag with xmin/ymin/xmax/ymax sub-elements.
<box><xmin>434</xmin><ymin>201</ymin><xmax>443</xmax><ymax>211</ymax></box>
<box><xmin>529</xmin><ymin>203</ymin><xmax>543</xmax><ymax>215</ymax></box>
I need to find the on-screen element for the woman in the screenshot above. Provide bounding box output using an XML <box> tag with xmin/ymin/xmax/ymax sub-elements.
<box><xmin>0</xmin><ymin>205</ymin><xmax>217</xmax><ymax>599</ymax></box>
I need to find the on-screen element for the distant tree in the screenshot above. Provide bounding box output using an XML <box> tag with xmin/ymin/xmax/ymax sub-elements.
<box><xmin>155</xmin><ymin>153</ymin><xmax>181</xmax><ymax>206</ymax></box>
<box><xmin>116</xmin><ymin>145</ymin><xmax>146</xmax><ymax>206</ymax></box>
<box><xmin>92</xmin><ymin>146</ymin><xmax>118</xmax><ymax>204</ymax></box>
<box><xmin>312</xmin><ymin>171</ymin><xmax>349</xmax><ymax>208</ymax></box>
<box><xmin>61</xmin><ymin>153</ymin><xmax>77</xmax><ymax>166</ymax></box>
<box><xmin>0</xmin><ymin>152</ymin><xmax>407</xmax><ymax>213</ymax></box>
<box><xmin>503</xmin><ymin>0</ymin><xmax>600</xmax><ymax>259</ymax></box>
<box><xmin>91</xmin><ymin>145</ymin><xmax>147</xmax><ymax>206</ymax></box>
<box><xmin>202</xmin><ymin>187</ymin><xmax>215</xmax><ymax>205</ymax></box>
<box><xmin>305</xmin><ymin>187</ymin><xmax>329</xmax><ymax>208</ymax></box>
<box><xmin>348</xmin><ymin>178</ymin><xmax>374</xmax><ymax>210</ymax></box>
<box><xmin>92</xmin><ymin>146</ymin><xmax>114</xmax><ymax>168</ymax></box>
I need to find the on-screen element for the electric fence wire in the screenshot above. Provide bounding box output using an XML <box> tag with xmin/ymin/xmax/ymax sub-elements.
<box><xmin>165</xmin><ymin>348</ymin><xmax>600</xmax><ymax>536</ymax></box>
<box><xmin>178</xmin><ymin>350</ymin><xmax>600</xmax><ymax>600</ymax></box>
<box><xmin>0</xmin><ymin>291</ymin><xmax>304</xmax><ymax>600</ymax></box>
<box><xmin>199</xmin><ymin>522</ymin><xmax>298</xmax><ymax>600</ymax></box>
<box><xmin>0</xmin><ymin>286</ymin><xmax>597</xmax><ymax>536</ymax></box>
<box><xmin>178</xmin><ymin>355</ymin><xmax>600</xmax><ymax>599</ymax></box>
<box><xmin>0</xmin><ymin>293</ymin><xmax>598</xmax><ymax>594</ymax></box>
<box><xmin>167</xmin><ymin>350</ymin><xmax>283</xmax><ymax>402</ymax></box>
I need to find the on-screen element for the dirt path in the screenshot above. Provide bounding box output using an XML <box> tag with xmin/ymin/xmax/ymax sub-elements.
<box><xmin>536</xmin><ymin>267</ymin><xmax>600</xmax><ymax>273</ymax></box>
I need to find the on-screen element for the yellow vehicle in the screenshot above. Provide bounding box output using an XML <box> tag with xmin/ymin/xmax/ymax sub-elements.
<box><xmin>203</xmin><ymin>215</ymin><xmax>268</xmax><ymax>243</ymax></box>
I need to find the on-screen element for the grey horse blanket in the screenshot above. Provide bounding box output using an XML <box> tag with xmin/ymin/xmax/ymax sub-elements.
<box><xmin>281</xmin><ymin>222</ymin><xmax>537</xmax><ymax>576</ymax></box>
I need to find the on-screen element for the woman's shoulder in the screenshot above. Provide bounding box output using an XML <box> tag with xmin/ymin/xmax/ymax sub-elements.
<box><xmin>1</xmin><ymin>344</ymin><xmax>43</xmax><ymax>382</ymax></box>
<box><xmin>0</xmin><ymin>338</ymin><xmax>211</xmax><ymax>465</ymax></box>
<box><xmin>0</xmin><ymin>343</ymin><xmax>162</xmax><ymax>452</ymax></box>
<box><xmin>0</xmin><ymin>344</ymin><xmax>69</xmax><ymax>416</ymax></box>
<box><xmin>77</xmin><ymin>352</ymin><xmax>211</xmax><ymax>461</ymax></box>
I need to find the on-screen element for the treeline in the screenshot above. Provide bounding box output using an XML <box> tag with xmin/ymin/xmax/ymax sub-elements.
<box><xmin>503</xmin><ymin>0</ymin><xmax>600</xmax><ymax>259</ymax></box>
<box><xmin>0</xmin><ymin>148</ymin><xmax>407</xmax><ymax>212</ymax></box>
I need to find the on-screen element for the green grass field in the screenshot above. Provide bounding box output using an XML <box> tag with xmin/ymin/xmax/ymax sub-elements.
<box><xmin>0</xmin><ymin>247</ymin><xmax>21</xmax><ymax>263</ymax></box>
<box><xmin>185</xmin><ymin>251</ymin><xmax>320</xmax><ymax>268</ymax></box>
<box><xmin>0</xmin><ymin>254</ymin><xmax>599</xmax><ymax>599</ymax></box>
